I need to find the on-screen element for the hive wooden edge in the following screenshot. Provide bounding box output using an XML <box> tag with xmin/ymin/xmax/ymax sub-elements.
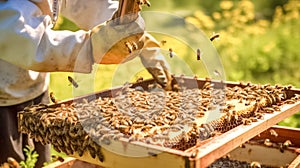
<box><xmin>185</xmin><ymin>101</ymin><xmax>300</xmax><ymax>168</ymax></box>
<box><xmin>43</xmin><ymin>157</ymin><xmax>76</xmax><ymax>168</ymax></box>
<box><xmin>68</xmin><ymin>145</ymin><xmax>192</xmax><ymax>168</ymax></box>
<box><xmin>229</xmin><ymin>125</ymin><xmax>300</xmax><ymax>168</ymax></box>
<box><xmin>44</xmin><ymin>126</ymin><xmax>300</xmax><ymax>168</ymax></box>
<box><xmin>288</xmin><ymin>154</ymin><xmax>300</xmax><ymax>168</ymax></box>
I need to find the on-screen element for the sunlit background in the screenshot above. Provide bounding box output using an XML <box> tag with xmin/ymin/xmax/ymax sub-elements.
<box><xmin>50</xmin><ymin>0</ymin><xmax>300</xmax><ymax>127</ymax></box>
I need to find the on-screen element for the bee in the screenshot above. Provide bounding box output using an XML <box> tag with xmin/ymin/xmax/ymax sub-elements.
<box><xmin>279</xmin><ymin>143</ymin><xmax>285</xmax><ymax>153</ymax></box>
<box><xmin>255</xmin><ymin>113</ymin><xmax>264</xmax><ymax>119</ymax></box>
<box><xmin>97</xmin><ymin>152</ymin><xmax>104</xmax><ymax>162</ymax></box>
<box><xmin>7</xmin><ymin>157</ymin><xmax>20</xmax><ymax>168</ymax></box>
<box><xmin>242</xmin><ymin>118</ymin><xmax>252</xmax><ymax>125</ymax></box>
<box><xmin>125</xmin><ymin>41</ymin><xmax>133</xmax><ymax>53</ymax></box>
<box><xmin>239</xmin><ymin>143</ymin><xmax>246</xmax><ymax>148</ymax></box>
<box><xmin>169</xmin><ymin>48</ymin><xmax>174</xmax><ymax>58</ymax></box>
<box><xmin>181</xmin><ymin>131</ymin><xmax>190</xmax><ymax>142</ymax></box>
<box><xmin>249</xmin><ymin>117</ymin><xmax>258</xmax><ymax>122</ymax></box>
<box><xmin>250</xmin><ymin>161</ymin><xmax>261</xmax><ymax>168</ymax></box>
<box><xmin>213</xmin><ymin>70</ymin><xmax>221</xmax><ymax>77</ymax></box>
<box><xmin>190</xmin><ymin>149</ymin><xmax>199</xmax><ymax>158</ymax></box>
<box><xmin>88</xmin><ymin>147</ymin><xmax>96</xmax><ymax>159</ymax></box>
<box><xmin>51</xmin><ymin>155</ymin><xmax>65</xmax><ymax>162</ymax></box>
<box><xmin>132</xmin><ymin>42</ymin><xmax>138</xmax><ymax>50</ymax></box>
<box><xmin>285</xmin><ymin>99</ymin><xmax>296</xmax><ymax>104</ymax></box>
<box><xmin>197</xmin><ymin>48</ymin><xmax>201</xmax><ymax>60</ymax></box>
<box><xmin>52</xmin><ymin>0</ymin><xmax>59</xmax><ymax>24</ymax></box>
<box><xmin>136</xmin><ymin>76</ymin><xmax>144</xmax><ymax>83</ymax></box>
<box><xmin>269</xmin><ymin>129</ymin><xmax>278</xmax><ymax>137</ymax></box>
<box><xmin>160</xmin><ymin>40</ymin><xmax>167</xmax><ymax>46</ymax></box>
<box><xmin>144</xmin><ymin>0</ymin><xmax>151</xmax><ymax>7</ymax></box>
<box><xmin>210</xmin><ymin>33</ymin><xmax>220</xmax><ymax>41</ymax></box>
<box><xmin>283</xmin><ymin>140</ymin><xmax>292</xmax><ymax>148</ymax></box>
<box><xmin>49</xmin><ymin>92</ymin><xmax>58</xmax><ymax>104</ymax></box>
<box><xmin>77</xmin><ymin>148</ymin><xmax>84</xmax><ymax>157</ymax></box>
<box><xmin>148</xmin><ymin>151</ymin><xmax>157</xmax><ymax>157</ymax></box>
<box><xmin>67</xmin><ymin>76</ymin><xmax>79</xmax><ymax>88</ymax></box>
<box><xmin>264</xmin><ymin>138</ymin><xmax>273</xmax><ymax>147</ymax></box>
<box><xmin>264</xmin><ymin>107</ymin><xmax>275</xmax><ymax>114</ymax></box>
<box><xmin>138</xmin><ymin>0</ymin><xmax>151</xmax><ymax>7</ymax></box>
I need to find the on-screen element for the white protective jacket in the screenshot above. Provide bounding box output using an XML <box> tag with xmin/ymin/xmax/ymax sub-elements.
<box><xmin>0</xmin><ymin>0</ymin><xmax>118</xmax><ymax>106</ymax></box>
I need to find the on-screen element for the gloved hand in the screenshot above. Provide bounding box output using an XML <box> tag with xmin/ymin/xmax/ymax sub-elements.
<box><xmin>91</xmin><ymin>15</ymin><xmax>145</xmax><ymax>64</ymax></box>
<box><xmin>139</xmin><ymin>33</ymin><xmax>173</xmax><ymax>90</ymax></box>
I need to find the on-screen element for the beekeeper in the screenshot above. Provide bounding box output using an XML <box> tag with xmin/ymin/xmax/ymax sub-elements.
<box><xmin>0</xmin><ymin>0</ymin><xmax>171</xmax><ymax>167</ymax></box>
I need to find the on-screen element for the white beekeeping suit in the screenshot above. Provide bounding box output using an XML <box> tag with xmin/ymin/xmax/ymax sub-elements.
<box><xmin>0</xmin><ymin>1</ymin><xmax>171</xmax><ymax>166</ymax></box>
<box><xmin>0</xmin><ymin>0</ymin><xmax>119</xmax><ymax>105</ymax></box>
<box><xmin>0</xmin><ymin>0</ymin><xmax>171</xmax><ymax>106</ymax></box>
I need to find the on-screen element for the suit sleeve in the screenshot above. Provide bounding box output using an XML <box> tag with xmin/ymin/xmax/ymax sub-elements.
<box><xmin>0</xmin><ymin>0</ymin><xmax>94</xmax><ymax>73</ymax></box>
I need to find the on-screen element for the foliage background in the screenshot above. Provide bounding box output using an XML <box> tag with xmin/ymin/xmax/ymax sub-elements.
<box><xmin>51</xmin><ymin>0</ymin><xmax>300</xmax><ymax>127</ymax></box>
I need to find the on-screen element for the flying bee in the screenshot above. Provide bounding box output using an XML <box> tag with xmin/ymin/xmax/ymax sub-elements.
<box><xmin>169</xmin><ymin>48</ymin><xmax>174</xmax><ymax>58</ymax></box>
<box><xmin>138</xmin><ymin>0</ymin><xmax>151</xmax><ymax>7</ymax></box>
<box><xmin>160</xmin><ymin>40</ymin><xmax>167</xmax><ymax>46</ymax></box>
<box><xmin>67</xmin><ymin>76</ymin><xmax>79</xmax><ymax>88</ymax></box>
<box><xmin>213</xmin><ymin>69</ymin><xmax>221</xmax><ymax>77</ymax></box>
<box><xmin>197</xmin><ymin>48</ymin><xmax>201</xmax><ymax>60</ymax></box>
<box><xmin>210</xmin><ymin>33</ymin><xmax>220</xmax><ymax>41</ymax></box>
<box><xmin>144</xmin><ymin>0</ymin><xmax>151</xmax><ymax>7</ymax></box>
<box><xmin>49</xmin><ymin>92</ymin><xmax>58</xmax><ymax>104</ymax></box>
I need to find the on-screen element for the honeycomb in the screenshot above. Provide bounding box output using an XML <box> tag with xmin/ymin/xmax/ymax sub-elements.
<box><xmin>18</xmin><ymin>79</ymin><xmax>300</xmax><ymax>161</ymax></box>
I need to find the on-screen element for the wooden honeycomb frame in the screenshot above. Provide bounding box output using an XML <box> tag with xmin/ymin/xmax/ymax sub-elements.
<box><xmin>18</xmin><ymin>77</ymin><xmax>300</xmax><ymax>168</ymax></box>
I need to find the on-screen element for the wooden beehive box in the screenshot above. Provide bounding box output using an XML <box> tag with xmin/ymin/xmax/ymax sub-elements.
<box><xmin>18</xmin><ymin>77</ymin><xmax>300</xmax><ymax>168</ymax></box>
<box><xmin>45</xmin><ymin>126</ymin><xmax>300</xmax><ymax>168</ymax></box>
<box><xmin>211</xmin><ymin>125</ymin><xmax>300</xmax><ymax>168</ymax></box>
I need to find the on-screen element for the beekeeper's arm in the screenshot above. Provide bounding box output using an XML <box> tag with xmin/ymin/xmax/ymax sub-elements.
<box><xmin>0</xmin><ymin>0</ymin><xmax>171</xmax><ymax>89</ymax></box>
<box><xmin>0</xmin><ymin>0</ymin><xmax>144</xmax><ymax>73</ymax></box>
<box><xmin>59</xmin><ymin>0</ymin><xmax>172</xmax><ymax>89</ymax></box>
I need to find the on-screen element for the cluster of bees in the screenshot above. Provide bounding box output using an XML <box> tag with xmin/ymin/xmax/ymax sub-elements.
<box><xmin>207</xmin><ymin>82</ymin><xmax>299</xmax><ymax>133</ymax></box>
<box><xmin>208</xmin><ymin>156</ymin><xmax>264</xmax><ymax>168</ymax></box>
<box><xmin>18</xmin><ymin>104</ymin><xmax>104</xmax><ymax>162</ymax></box>
<box><xmin>18</xmin><ymin>78</ymin><xmax>299</xmax><ymax>161</ymax></box>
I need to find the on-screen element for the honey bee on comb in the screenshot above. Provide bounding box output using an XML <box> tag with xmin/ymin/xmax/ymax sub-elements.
<box><xmin>269</xmin><ymin>129</ymin><xmax>278</xmax><ymax>137</ymax></box>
